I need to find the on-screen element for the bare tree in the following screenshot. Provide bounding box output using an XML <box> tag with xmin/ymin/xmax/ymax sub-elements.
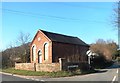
<box><xmin>17</xmin><ymin>32</ymin><xmax>31</xmax><ymax>45</ymax></box>
<box><xmin>1</xmin><ymin>32</ymin><xmax>31</xmax><ymax>68</ymax></box>
<box><xmin>16</xmin><ymin>32</ymin><xmax>31</xmax><ymax>63</ymax></box>
<box><xmin>112</xmin><ymin>2</ymin><xmax>119</xmax><ymax>26</ymax></box>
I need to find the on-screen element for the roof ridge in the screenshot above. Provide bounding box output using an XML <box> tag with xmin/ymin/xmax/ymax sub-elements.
<box><xmin>40</xmin><ymin>29</ymin><xmax>77</xmax><ymax>38</ymax></box>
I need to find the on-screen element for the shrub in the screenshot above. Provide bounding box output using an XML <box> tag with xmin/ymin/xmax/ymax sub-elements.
<box><xmin>117</xmin><ymin>57</ymin><xmax>120</xmax><ymax>62</ymax></box>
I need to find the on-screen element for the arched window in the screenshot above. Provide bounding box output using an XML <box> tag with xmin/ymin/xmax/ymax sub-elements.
<box><xmin>32</xmin><ymin>45</ymin><xmax>36</xmax><ymax>61</ymax></box>
<box><xmin>44</xmin><ymin>43</ymin><xmax>48</xmax><ymax>60</ymax></box>
<box><xmin>38</xmin><ymin>50</ymin><xmax>42</xmax><ymax>63</ymax></box>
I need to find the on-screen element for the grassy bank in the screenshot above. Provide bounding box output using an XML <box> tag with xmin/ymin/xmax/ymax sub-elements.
<box><xmin>2</xmin><ymin>68</ymin><xmax>97</xmax><ymax>77</ymax></box>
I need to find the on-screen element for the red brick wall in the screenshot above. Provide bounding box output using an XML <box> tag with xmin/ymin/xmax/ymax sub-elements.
<box><xmin>30</xmin><ymin>30</ymin><xmax>52</xmax><ymax>63</ymax></box>
<box><xmin>52</xmin><ymin>42</ymin><xmax>89</xmax><ymax>63</ymax></box>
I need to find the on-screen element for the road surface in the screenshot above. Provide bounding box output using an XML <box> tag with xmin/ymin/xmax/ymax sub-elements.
<box><xmin>27</xmin><ymin>68</ymin><xmax>119</xmax><ymax>81</ymax></box>
<box><xmin>22</xmin><ymin>63</ymin><xmax>120</xmax><ymax>82</ymax></box>
<box><xmin>1</xmin><ymin>73</ymin><xmax>44</xmax><ymax>83</ymax></box>
<box><xmin>1</xmin><ymin>73</ymin><xmax>32</xmax><ymax>81</ymax></box>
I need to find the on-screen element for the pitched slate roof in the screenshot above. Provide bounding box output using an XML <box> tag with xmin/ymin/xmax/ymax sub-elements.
<box><xmin>41</xmin><ymin>30</ymin><xmax>89</xmax><ymax>46</ymax></box>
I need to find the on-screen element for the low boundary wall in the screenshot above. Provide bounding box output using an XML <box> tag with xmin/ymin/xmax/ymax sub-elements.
<box><xmin>15</xmin><ymin>63</ymin><xmax>35</xmax><ymax>71</ymax></box>
<box><xmin>15</xmin><ymin>63</ymin><xmax>60</xmax><ymax>72</ymax></box>
<box><xmin>15</xmin><ymin>58</ymin><xmax>89</xmax><ymax>72</ymax></box>
<box><xmin>36</xmin><ymin>63</ymin><xmax>60</xmax><ymax>72</ymax></box>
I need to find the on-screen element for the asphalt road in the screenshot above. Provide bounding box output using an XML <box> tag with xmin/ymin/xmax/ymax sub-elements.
<box><xmin>30</xmin><ymin>68</ymin><xmax>119</xmax><ymax>81</ymax></box>
<box><xmin>1</xmin><ymin>63</ymin><xmax>120</xmax><ymax>83</ymax></box>
<box><xmin>24</xmin><ymin>63</ymin><xmax>120</xmax><ymax>82</ymax></box>
<box><xmin>1</xmin><ymin>73</ymin><xmax>32</xmax><ymax>81</ymax></box>
<box><xmin>1</xmin><ymin>73</ymin><xmax>44</xmax><ymax>83</ymax></box>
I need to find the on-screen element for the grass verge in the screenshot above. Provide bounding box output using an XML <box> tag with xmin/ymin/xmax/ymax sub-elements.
<box><xmin>2</xmin><ymin>68</ymin><xmax>97</xmax><ymax>77</ymax></box>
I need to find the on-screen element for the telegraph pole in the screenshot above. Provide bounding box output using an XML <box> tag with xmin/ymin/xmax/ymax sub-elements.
<box><xmin>118</xmin><ymin>1</ymin><xmax>120</xmax><ymax>51</ymax></box>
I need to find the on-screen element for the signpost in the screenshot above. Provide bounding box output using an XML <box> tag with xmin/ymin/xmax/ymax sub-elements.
<box><xmin>86</xmin><ymin>50</ymin><xmax>93</xmax><ymax>69</ymax></box>
<box><xmin>86</xmin><ymin>50</ymin><xmax>92</xmax><ymax>65</ymax></box>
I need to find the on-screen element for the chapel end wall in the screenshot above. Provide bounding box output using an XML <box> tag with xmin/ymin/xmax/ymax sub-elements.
<box><xmin>30</xmin><ymin>31</ymin><xmax>52</xmax><ymax>63</ymax></box>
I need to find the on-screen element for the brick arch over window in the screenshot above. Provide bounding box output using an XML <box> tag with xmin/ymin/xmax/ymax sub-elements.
<box><xmin>44</xmin><ymin>43</ymin><xmax>49</xmax><ymax>60</ymax></box>
<box><xmin>32</xmin><ymin>45</ymin><xmax>36</xmax><ymax>61</ymax></box>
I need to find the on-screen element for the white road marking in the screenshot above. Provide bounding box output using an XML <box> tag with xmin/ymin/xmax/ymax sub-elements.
<box><xmin>30</xmin><ymin>78</ymin><xmax>45</xmax><ymax>81</ymax></box>
<box><xmin>34</xmin><ymin>79</ymin><xmax>40</xmax><ymax>81</ymax></box>
<box><xmin>31</xmin><ymin>78</ymin><xmax>35</xmax><ymax>80</ymax></box>
<box><xmin>26</xmin><ymin>78</ymin><xmax>30</xmax><ymax>79</ymax></box>
<box><xmin>116</xmin><ymin>69</ymin><xmax>118</xmax><ymax>74</ymax></box>
<box><xmin>112</xmin><ymin>76</ymin><xmax>116</xmax><ymax>83</ymax></box>
<box><xmin>41</xmin><ymin>80</ymin><xmax>45</xmax><ymax>82</ymax></box>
